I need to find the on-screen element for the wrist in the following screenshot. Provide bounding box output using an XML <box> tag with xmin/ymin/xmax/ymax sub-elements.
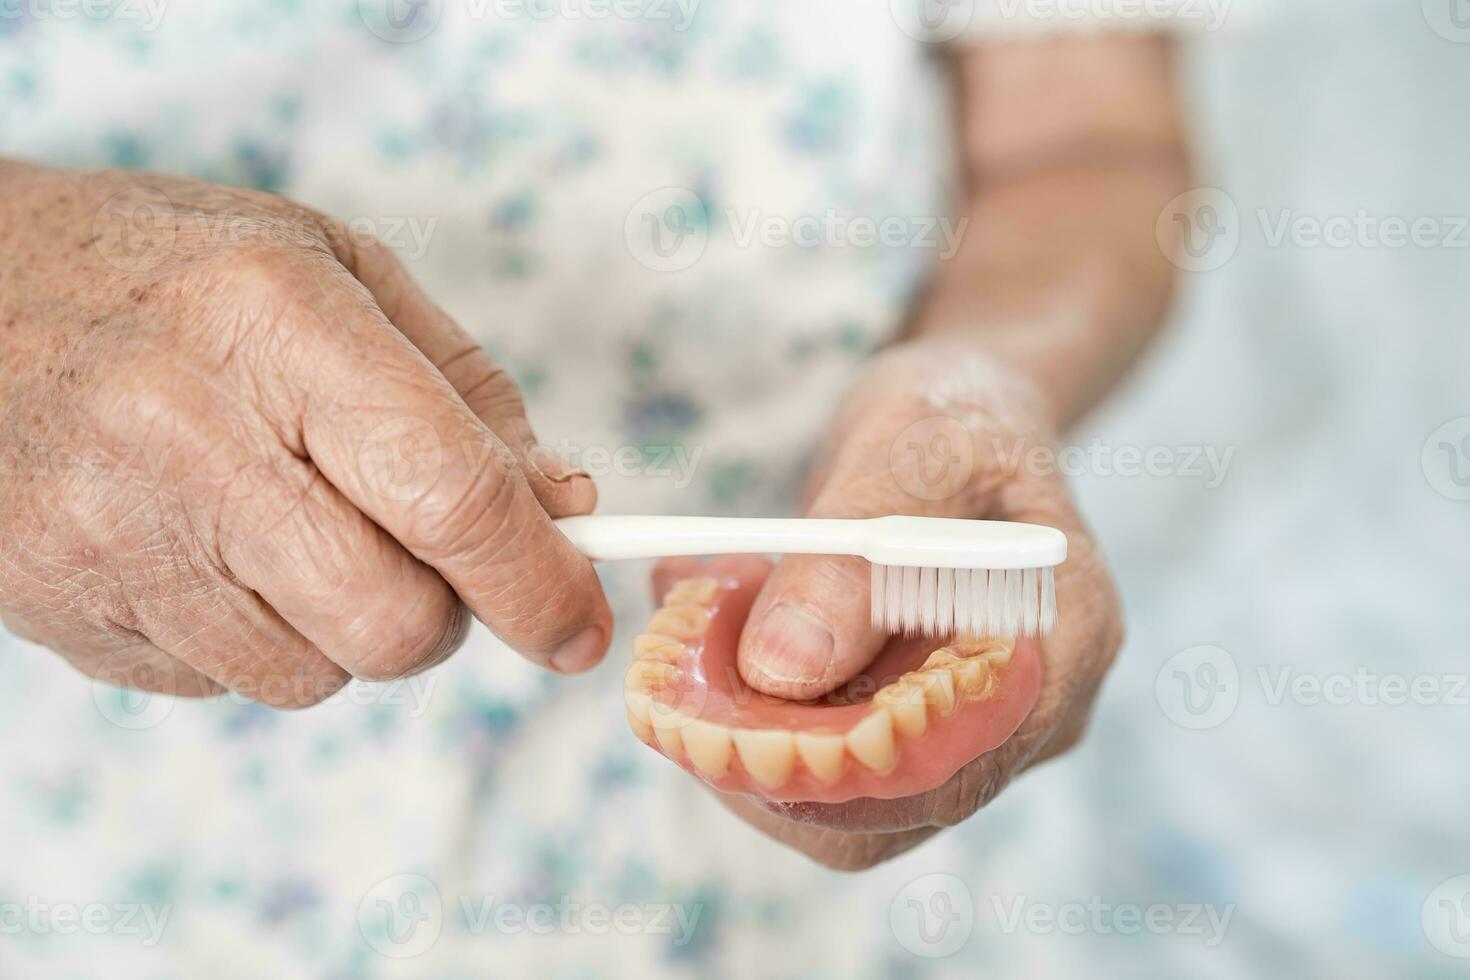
<box><xmin>882</xmin><ymin>329</ymin><xmax>1069</xmax><ymax>436</ymax></box>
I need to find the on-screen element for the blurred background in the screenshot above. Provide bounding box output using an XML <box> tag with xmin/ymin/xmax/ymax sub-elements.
<box><xmin>0</xmin><ymin>1</ymin><xmax>1467</xmax><ymax>977</ymax></box>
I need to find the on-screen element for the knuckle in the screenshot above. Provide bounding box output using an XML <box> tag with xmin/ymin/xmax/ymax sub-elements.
<box><xmin>92</xmin><ymin>363</ymin><xmax>200</xmax><ymax>440</ymax></box>
<box><xmin>315</xmin><ymin>216</ymin><xmax>366</xmax><ymax>270</ymax></box>
<box><xmin>456</xmin><ymin>361</ymin><xmax>527</xmax><ymax>421</ymax></box>
<box><xmin>344</xmin><ymin>585</ymin><xmax>464</xmax><ymax>682</ymax></box>
<box><xmin>202</xmin><ymin>243</ymin><xmax>311</xmax><ymax>303</ymax></box>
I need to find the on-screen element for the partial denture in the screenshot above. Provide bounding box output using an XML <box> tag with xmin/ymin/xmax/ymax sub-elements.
<box><xmin>623</xmin><ymin>557</ymin><xmax>1043</xmax><ymax>803</ymax></box>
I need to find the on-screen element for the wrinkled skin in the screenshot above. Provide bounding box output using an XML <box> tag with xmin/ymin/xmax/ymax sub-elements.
<box><xmin>0</xmin><ymin>162</ymin><xmax>613</xmax><ymax>705</ymax></box>
<box><xmin>657</xmin><ymin>340</ymin><xmax>1124</xmax><ymax>870</ymax></box>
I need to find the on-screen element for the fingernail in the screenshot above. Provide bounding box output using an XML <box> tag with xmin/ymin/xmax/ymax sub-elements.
<box><xmin>550</xmin><ymin>626</ymin><xmax>606</xmax><ymax>673</ymax></box>
<box><xmin>748</xmin><ymin>604</ymin><xmax>834</xmax><ymax>685</ymax></box>
<box><xmin>528</xmin><ymin>443</ymin><xmax>588</xmax><ymax>484</ymax></box>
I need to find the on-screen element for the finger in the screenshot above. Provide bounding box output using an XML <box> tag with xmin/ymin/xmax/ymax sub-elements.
<box><xmin>737</xmin><ymin>409</ymin><xmax>964</xmax><ymax>699</ymax></box>
<box><xmin>717</xmin><ymin>791</ymin><xmax>937</xmax><ymax>872</ymax></box>
<box><xmin>253</xmin><ymin>251</ymin><xmax>612</xmax><ymax>672</ymax></box>
<box><xmin>206</xmin><ymin>435</ymin><xmax>469</xmax><ymax>686</ymax></box>
<box><xmin>331</xmin><ymin>231</ymin><xmax>595</xmax><ymax>519</ymax></box>
<box><xmin>143</xmin><ymin>567</ymin><xmax>359</xmax><ymax>707</ymax></box>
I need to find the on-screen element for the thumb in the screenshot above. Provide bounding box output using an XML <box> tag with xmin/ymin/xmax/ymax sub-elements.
<box><xmin>737</xmin><ymin>547</ymin><xmax>881</xmax><ymax>701</ymax></box>
<box><xmin>737</xmin><ymin>403</ymin><xmax>982</xmax><ymax>700</ymax></box>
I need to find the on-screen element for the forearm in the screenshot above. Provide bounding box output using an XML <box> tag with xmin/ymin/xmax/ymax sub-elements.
<box><xmin>906</xmin><ymin>34</ymin><xmax>1193</xmax><ymax>431</ymax></box>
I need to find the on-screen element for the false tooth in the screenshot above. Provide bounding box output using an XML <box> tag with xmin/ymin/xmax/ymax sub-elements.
<box><xmin>663</xmin><ymin>577</ymin><xmax>719</xmax><ymax>607</ymax></box>
<box><xmin>877</xmin><ymin>681</ymin><xmax>928</xmax><ymax>739</ymax></box>
<box><xmin>625</xmin><ymin>691</ymin><xmax>654</xmax><ymax>741</ymax></box>
<box><xmin>953</xmin><ymin>658</ymin><xmax>991</xmax><ymax>695</ymax></box>
<box><xmin>682</xmin><ymin>719</ymin><xmax>734</xmax><ymax>779</ymax></box>
<box><xmin>846</xmin><ymin>710</ymin><xmax>896</xmax><ymax>772</ymax></box>
<box><xmin>921</xmin><ymin>647</ymin><xmax>962</xmax><ymax>671</ymax></box>
<box><xmin>916</xmin><ymin>670</ymin><xmax>957</xmax><ymax>717</ymax></box>
<box><xmin>982</xmin><ymin>643</ymin><xmax>1014</xmax><ymax>670</ymax></box>
<box><xmin>625</xmin><ymin>660</ymin><xmax>676</xmax><ymax>692</ymax></box>
<box><xmin>733</xmin><ymin>729</ymin><xmax>796</xmax><ymax>789</ymax></box>
<box><xmin>633</xmin><ymin>633</ymin><xmax>684</xmax><ymax>664</ymax></box>
<box><xmin>653</xmin><ymin>716</ymin><xmax>685</xmax><ymax>757</ymax></box>
<box><xmin>627</xmin><ymin>707</ymin><xmax>653</xmax><ymax>742</ymax></box>
<box><xmin>794</xmin><ymin>732</ymin><xmax>846</xmax><ymax>782</ymax></box>
<box><xmin>648</xmin><ymin>605</ymin><xmax>711</xmax><ymax>642</ymax></box>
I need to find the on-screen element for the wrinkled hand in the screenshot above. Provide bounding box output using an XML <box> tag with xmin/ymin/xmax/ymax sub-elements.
<box><xmin>719</xmin><ymin>339</ymin><xmax>1122</xmax><ymax>869</ymax></box>
<box><xmin>0</xmin><ymin>162</ymin><xmax>611</xmax><ymax>706</ymax></box>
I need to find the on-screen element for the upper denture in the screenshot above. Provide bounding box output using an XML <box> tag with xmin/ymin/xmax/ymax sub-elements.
<box><xmin>623</xmin><ymin>556</ymin><xmax>1043</xmax><ymax>804</ymax></box>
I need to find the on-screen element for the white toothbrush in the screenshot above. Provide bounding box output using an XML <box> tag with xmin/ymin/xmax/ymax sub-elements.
<box><xmin>553</xmin><ymin>515</ymin><xmax>1066</xmax><ymax>638</ymax></box>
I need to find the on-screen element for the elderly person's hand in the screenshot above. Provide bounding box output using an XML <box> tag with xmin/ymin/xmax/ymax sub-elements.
<box><xmin>0</xmin><ymin>161</ymin><xmax>611</xmax><ymax>705</ymax></box>
<box><xmin>652</xmin><ymin>32</ymin><xmax>1190</xmax><ymax>867</ymax></box>
<box><xmin>713</xmin><ymin>339</ymin><xmax>1123</xmax><ymax>869</ymax></box>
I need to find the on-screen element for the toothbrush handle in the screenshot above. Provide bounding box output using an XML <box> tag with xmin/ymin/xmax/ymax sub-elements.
<box><xmin>553</xmin><ymin>514</ymin><xmax>1067</xmax><ymax>568</ymax></box>
<box><xmin>554</xmin><ymin>515</ymin><xmax>858</xmax><ymax>562</ymax></box>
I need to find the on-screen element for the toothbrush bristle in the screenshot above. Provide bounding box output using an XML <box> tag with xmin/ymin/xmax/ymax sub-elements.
<box><xmin>869</xmin><ymin>564</ymin><xmax>1057</xmax><ymax>638</ymax></box>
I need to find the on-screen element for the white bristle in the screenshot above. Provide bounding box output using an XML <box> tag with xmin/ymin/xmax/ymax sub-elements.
<box><xmin>1022</xmin><ymin>567</ymin><xmax>1039</xmax><ymax>636</ymax></box>
<box><xmin>868</xmin><ymin>562</ymin><xmax>1059</xmax><ymax>638</ymax></box>
<box><xmin>1040</xmin><ymin>567</ymin><xmax>1057</xmax><ymax>634</ymax></box>
<box><xmin>986</xmin><ymin>569</ymin><xmax>1005</xmax><ymax>634</ymax></box>
<box><xmin>918</xmin><ymin>566</ymin><xmax>938</xmax><ymax>635</ymax></box>
<box><xmin>936</xmin><ymin>567</ymin><xmax>955</xmax><ymax>636</ymax></box>
<box><xmin>952</xmin><ymin>568</ymin><xmax>973</xmax><ymax>635</ymax></box>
